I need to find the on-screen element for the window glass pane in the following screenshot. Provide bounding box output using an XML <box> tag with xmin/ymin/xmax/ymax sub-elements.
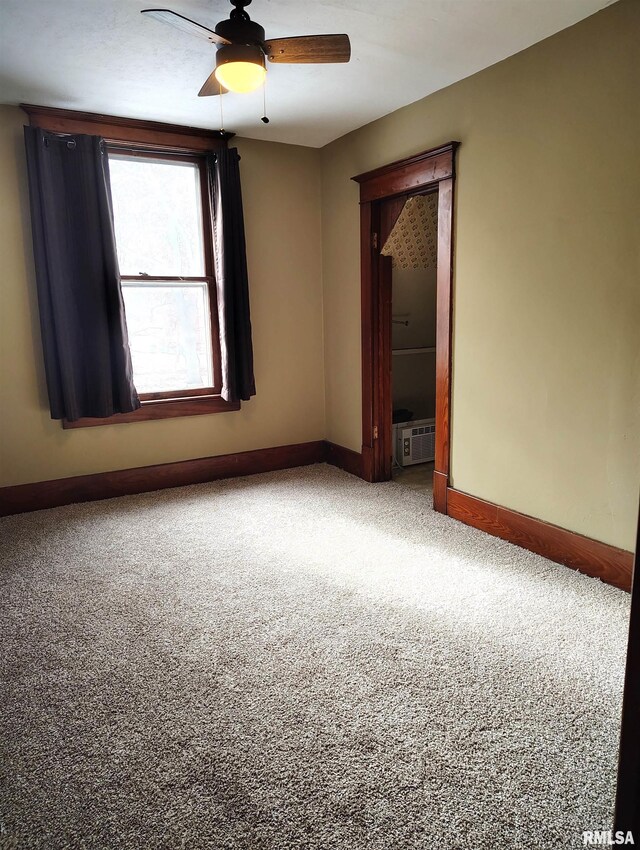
<box><xmin>109</xmin><ymin>156</ymin><xmax>205</xmax><ymax>277</ymax></box>
<box><xmin>121</xmin><ymin>281</ymin><xmax>214</xmax><ymax>393</ymax></box>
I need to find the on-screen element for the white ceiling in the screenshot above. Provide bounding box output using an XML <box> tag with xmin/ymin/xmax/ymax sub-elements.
<box><xmin>0</xmin><ymin>0</ymin><xmax>614</xmax><ymax>147</ymax></box>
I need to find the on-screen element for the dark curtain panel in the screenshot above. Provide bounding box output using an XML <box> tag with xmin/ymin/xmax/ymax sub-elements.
<box><xmin>208</xmin><ymin>148</ymin><xmax>256</xmax><ymax>402</ymax></box>
<box><xmin>23</xmin><ymin>126</ymin><xmax>140</xmax><ymax>421</ymax></box>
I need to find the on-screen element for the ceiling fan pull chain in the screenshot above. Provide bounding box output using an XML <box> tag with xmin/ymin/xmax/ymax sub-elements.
<box><xmin>219</xmin><ymin>85</ymin><xmax>225</xmax><ymax>133</ymax></box>
<box><xmin>261</xmin><ymin>80</ymin><xmax>270</xmax><ymax>124</ymax></box>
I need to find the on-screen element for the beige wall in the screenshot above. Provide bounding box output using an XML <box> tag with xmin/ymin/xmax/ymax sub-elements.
<box><xmin>2</xmin><ymin>0</ymin><xmax>639</xmax><ymax>552</ymax></box>
<box><xmin>0</xmin><ymin>110</ymin><xmax>325</xmax><ymax>486</ymax></box>
<box><xmin>321</xmin><ymin>0</ymin><xmax>640</xmax><ymax>550</ymax></box>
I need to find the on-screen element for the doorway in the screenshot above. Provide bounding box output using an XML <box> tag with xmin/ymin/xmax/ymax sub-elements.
<box><xmin>386</xmin><ymin>191</ymin><xmax>439</xmax><ymax>500</ymax></box>
<box><xmin>352</xmin><ymin>142</ymin><xmax>458</xmax><ymax>513</ymax></box>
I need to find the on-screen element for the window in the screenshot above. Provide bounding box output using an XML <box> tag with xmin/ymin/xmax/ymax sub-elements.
<box><xmin>22</xmin><ymin>105</ymin><xmax>245</xmax><ymax>428</ymax></box>
<box><xmin>108</xmin><ymin>150</ymin><xmax>222</xmax><ymax>401</ymax></box>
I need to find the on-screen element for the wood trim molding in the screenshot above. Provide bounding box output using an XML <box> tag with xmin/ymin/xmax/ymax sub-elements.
<box><xmin>447</xmin><ymin>486</ymin><xmax>633</xmax><ymax>591</ymax></box>
<box><xmin>353</xmin><ymin>142</ymin><xmax>458</xmax><ymax>496</ymax></box>
<box><xmin>0</xmin><ymin>441</ymin><xmax>325</xmax><ymax>516</ymax></box>
<box><xmin>325</xmin><ymin>442</ymin><xmax>364</xmax><ymax>479</ymax></box>
<box><xmin>21</xmin><ymin>104</ymin><xmax>232</xmax><ymax>151</ymax></box>
<box><xmin>353</xmin><ymin>143</ymin><xmax>458</xmax><ymax>203</ymax></box>
<box><xmin>433</xmin><ymin>470</ymin><xmax>448</xmax><ymax>514</ymax></box>
<box><xmin>0</xmin><ymin>440</ymin><xmax>369</xmax><ymax>517</ymax></box>
<box><xmin>614</xmin><ymin>503</ymin><xmax>640</xmax><ymax>831</ymax></box>
<box><xmin>361</xmin><ymin>445</ymin><xmax>374</xmax><ymax>483</ymax></box>
<box><xmin>63</xmin><ymin>396</ymin><xmax>240</xmax><ymax>428</ymax></box>
<box><xmin>359</xmin><ymin>200</ymin><xmax>374</xmax><ymax>477</ymax></box>
<box><xmin>434</xmin><ymin>177</ymin><xmax>454</xmax><ymax>481</ymax></box>
<box><xmin>2</xmin><ymin>433</ymin><xmax>630</xmax><ymax>596</ymax></box>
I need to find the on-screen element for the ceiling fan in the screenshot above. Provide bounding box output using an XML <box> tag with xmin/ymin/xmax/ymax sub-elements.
<box><xmin>141</xmin><ymin>0</ymin><xmax>351</xmax><ymax>97</ymax></box>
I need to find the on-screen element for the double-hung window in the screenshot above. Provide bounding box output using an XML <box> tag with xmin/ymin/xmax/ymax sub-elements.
<box><xmin>22</xmin><ymin>105</ymin><xmax>252</xmax><ymax>428</ymax></box>
<box><xmin>108</xmin><ymin>149</ymin><xmax>222</xmax><ymax>402</ymax></box>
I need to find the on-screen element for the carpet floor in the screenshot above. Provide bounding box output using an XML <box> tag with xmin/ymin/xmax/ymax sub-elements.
<box><xmin>0</xmin><ymin>464</ymin><xmax>630</xmax><ymax>849</ymax></box>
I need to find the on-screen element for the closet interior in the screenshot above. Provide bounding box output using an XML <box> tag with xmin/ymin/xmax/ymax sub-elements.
<box><xmin>382</xmin><ymin>191</ymin><xmax>438</xmax><ymax>498</ymax></box>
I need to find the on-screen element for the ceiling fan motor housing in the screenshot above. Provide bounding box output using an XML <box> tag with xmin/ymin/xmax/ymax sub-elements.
<box><xmin>215</xmin><ymin>17</ymin><xmax>265</xmax><ymax>47</ymax></box>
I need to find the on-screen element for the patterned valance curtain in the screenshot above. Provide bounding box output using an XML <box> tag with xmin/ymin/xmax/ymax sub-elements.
<box><xmin>207</xmin><ymin>148</ymin><xmax>256</xmax><ymax>403</ymax></box>
<box><xmin>23</xmin><ymin>127</ymin><xmax>140</xmax><ymax>421</ymax></box>
<box><xmin>381</xmin><ymin>193</ymin><xmax>438</xmax><ymax>271</ymax></box>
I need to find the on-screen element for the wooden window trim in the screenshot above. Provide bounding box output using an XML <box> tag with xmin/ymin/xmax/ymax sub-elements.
<box><xmin>21</xmin><ymin>104</ymin><xmax>234</xmax><ymax>151</ymax></box>
<box><xmin>22</xmin><ymin>104</ymin><xmax>238</xmax><ymax>428</ymax></box>
<box><xmin>62</xmin><ymin>396</ymin><xmax>240</xmax><ymax>429</ymax></box>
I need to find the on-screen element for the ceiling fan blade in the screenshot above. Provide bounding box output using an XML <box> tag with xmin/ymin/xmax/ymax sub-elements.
<box><xmin>198</xmin><ymin>71</ymin><xmax>228</xmax><ymax>97</ymax></box>
<box><xmin>141</xmin><ymin>9</ymin><xmax>230</xmax><ymax>46</ymax></box>
<box><xmin>264</xmin><ymin>34</ymin><xmax>351</xmax><ymax>64</ymax></box>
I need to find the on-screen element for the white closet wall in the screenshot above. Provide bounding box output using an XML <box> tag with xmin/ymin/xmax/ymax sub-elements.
<box><xmin>392</xmin><ymin>266</ymin><xmax>437</xmax><ymax>420</ymax></box>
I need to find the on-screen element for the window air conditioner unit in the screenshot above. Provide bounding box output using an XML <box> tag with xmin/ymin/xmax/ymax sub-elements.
<box><xmin>396</xmin><ymin>418</ymin><xmax>436</xmax><ymax>466</ymax></box>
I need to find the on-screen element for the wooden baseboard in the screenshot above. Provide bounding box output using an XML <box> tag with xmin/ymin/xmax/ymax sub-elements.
<box><xmin>0</xmin><ymin>441</ymin><xmax>326</xmax><ymax>516</ymax></box>
<box><xmin>2</xmin><ymin>442</ymin><xmax>631</xmax><ymax>592</ymax></box>
<box><xmin>447</xmin><ymin>487</ymin><xmax>634</xmax><ymax>592</ymax></box>
<box><xmin>325</xmin><ymin>442</ymin><xmax>365</xmax><ymax>478</ymax></box>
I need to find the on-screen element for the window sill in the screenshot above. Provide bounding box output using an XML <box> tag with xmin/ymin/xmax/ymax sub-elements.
<box><xmin>62</xmin><ymin>395</ymin><xmax>240</xmax><ymax>429</ymax></box>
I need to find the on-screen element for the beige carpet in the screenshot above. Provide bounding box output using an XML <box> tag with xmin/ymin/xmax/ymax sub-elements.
<box><xmin>0</xmin><ymin>464</ymin><xmax>630</xmax><ymax>849</ymax></box>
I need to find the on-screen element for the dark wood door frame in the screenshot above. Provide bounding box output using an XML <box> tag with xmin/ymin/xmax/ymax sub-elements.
<box><xmin>352</xmin><ymin>142</ymin><xmax>459</xmax><ymax>512</ymax></box>
<box><xmin>614</xmin><ymin>502</ymin><xmax>640</xmax><ymax>835</ymax></box>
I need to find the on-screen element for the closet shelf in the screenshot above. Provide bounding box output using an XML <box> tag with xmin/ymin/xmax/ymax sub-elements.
<box><xmin>392</xmin><ymin>347</ymin><xmax>436</xmax><ymax>356</ymax></box>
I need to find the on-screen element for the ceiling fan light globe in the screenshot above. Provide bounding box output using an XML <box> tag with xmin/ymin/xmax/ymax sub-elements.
<box><xmin>214</xmin><ymin>61</ymin><xmax>266</xmax><ymax>93</ymax></box>
<box><xmin>214</xmin><ymin>44</ymin><xmax>266</xmax><ymax>93</ymax></box>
